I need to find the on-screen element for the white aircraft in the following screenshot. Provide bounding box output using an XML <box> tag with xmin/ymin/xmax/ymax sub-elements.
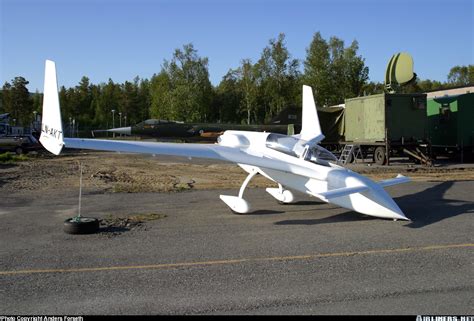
<box><xmin>40</xmin><ymin>60</ymin><xmax>410</xmax><ymax>221</ymax></box>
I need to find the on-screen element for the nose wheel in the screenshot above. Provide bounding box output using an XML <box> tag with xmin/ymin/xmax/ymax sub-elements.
<box><xmin>266</xmin><ymin>183</ymin><xmax>295</xmax><ymax>204</ymax></box>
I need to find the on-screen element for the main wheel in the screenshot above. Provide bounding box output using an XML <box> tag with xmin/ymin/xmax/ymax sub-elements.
<box><xmin>64</xmin><ymin>217</ymin><xmax>100</xmax><ymax>234</ymax></box>
<box><xmin>373</xmin><ymin>146</ymin><xmax>387</xmax><ymax>165</ymax></box>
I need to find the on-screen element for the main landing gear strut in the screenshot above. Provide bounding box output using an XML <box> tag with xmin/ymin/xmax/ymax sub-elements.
<box><xmin>219</xmin><ymin>168</ymin><xmax>295</xmax><ymax>214</ymax></box>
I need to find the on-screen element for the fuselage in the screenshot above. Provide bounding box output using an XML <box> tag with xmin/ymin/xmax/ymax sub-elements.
<box><xmin>217</xmin><ymin>130</ymin><xmax>407</xmax><ymax>220</ymax></box>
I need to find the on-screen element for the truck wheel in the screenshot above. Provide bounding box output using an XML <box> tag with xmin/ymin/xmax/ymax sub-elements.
<box><xmin>15</xmin><ymin>147</ymin><xmax>23</xmax><ymax>155</ymax></box>
<box><xmin>64</xmin><ymin>217</ymin><xmax>100</xmax><ymax>234</ymax></box>
<box><xmin>373</xmin><ymin>146</ymin><xmax>387</xmax><ymax>165</ymax></box>
<box><xmin>346</xmin><ymin>153</ymin><xmax>354</xmax><ymax>163</ymax></box>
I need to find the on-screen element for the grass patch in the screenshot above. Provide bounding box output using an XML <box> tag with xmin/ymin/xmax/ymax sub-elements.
<box><xmin>0</xmin><ymin>152</ymin><xmax>29</xmax><ymax>163</ymax></box>
<box><xmin>101</xmin><ymin>212</ymin><xmax>167</xmax><ymax>228</ymax></box>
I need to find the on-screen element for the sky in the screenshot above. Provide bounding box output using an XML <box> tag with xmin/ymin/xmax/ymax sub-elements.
<box><xmin>1</xmin><ymin>0</ymin><xmax>473</xmax><ymax>92</ymax></box>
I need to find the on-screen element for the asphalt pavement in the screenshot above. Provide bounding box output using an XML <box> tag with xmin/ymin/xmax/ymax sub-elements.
<box><xmin>0</xmin><ymin>180</ymin><xmax>473</xmax><ymax>314</ymax></box>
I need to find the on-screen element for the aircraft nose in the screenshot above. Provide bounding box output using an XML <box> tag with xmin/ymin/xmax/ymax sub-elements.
<box><xmin>108</xmin><ymin>127</ymin><xmax>132</xmax><ymax>135</ymax></box>
<box><xmin>370</xmin><ymin>187</ymin><xmax>409</xmax><ymax>221</ymax></box>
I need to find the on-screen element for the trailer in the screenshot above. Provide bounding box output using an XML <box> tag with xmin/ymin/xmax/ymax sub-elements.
<box><xmin>341</xmin><ymin>93</ymin><xmax>431</xmax><ymax>165</ymax></box>
<box><xmin>427</xmin><ymin>93</ymin><xmax>474</xmax><ymax>162</ymax></box>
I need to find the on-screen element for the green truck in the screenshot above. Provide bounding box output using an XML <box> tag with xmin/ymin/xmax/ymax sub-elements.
<box><xmin>427</xmin><ymin>93</ymin><xmax>474</xmax><ymax>161</ymax></box>
<box><xmin>340</xmin><ymin>93</ymin><xmax>430</xmax><ymax>165</ymax></box>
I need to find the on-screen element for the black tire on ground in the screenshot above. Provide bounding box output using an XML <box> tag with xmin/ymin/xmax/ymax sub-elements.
<box><xmin>15</xmin><ymin>146</ymin><xmax>23</xmax><ymax>155</ymax></box>
<box><xmin>373</xmin><ymin>146</ymin><xmax>387</xmax><ymax>165</ymax></box>
<box><xmin>64</xmin><ymin>217</ymin><xmax>100</xmax><ymax>234</ymax></box>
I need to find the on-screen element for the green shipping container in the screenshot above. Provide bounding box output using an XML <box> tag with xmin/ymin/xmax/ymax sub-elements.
<box><xmin>344</xmin><ymin>93</ymin><xmax>427</xmax><ymax>143</ymax></box>
<box><xmin>427</xmin><ymin>93</ymin><xmax>474</xmax><ymax>148</ymax></box>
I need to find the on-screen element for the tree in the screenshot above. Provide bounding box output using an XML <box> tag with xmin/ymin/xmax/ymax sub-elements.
<box><xmin>255</xmin><ymin>33</ymin><xmax>300</xmax><ymax>122</ymax></box>
<box><xmin>32</xmin><ymin>90</ymin><xmax>42</xmax><ymax>115</ymax></box>
<box><xmin>215</xmin><ymin>69</ymin><xmax>243</xmax><ymax>123</ymax></box>
<box><xmin>362</xmin><ymin>81</ymin><xmax>385</xmax><ymax>96</ymax></box>
<box><xmin>447</xmin><ymin>65</ymin><xmax>474</xmax><ymax>86</ymax></box>
<box><xmin>303</xmin><ymin>32</ymin><xmax>332</xmax><ymax>107</ymax></box>
<box><xmin>96</xmin><ymin>79</ymin><xmax>122</xmax><ymax>128</ymax></box>
<box><xmin>76</xmin><ymin>76</ymin><xmax>93</xmax><ymax>123</ymax></box>
<box><xmin>1</xmin><ymin>82</ymin><xmax>12</xmax><ymax>115</ymax></box>
<box><xmin>150</xmin><ymin>43</ymin><xmax>214</xmax><ymax>122</ymax></box>
<box><xmin>150</xmin><ymin>70</ymin><xmax>172</xmax><ymax>120</ymax></box>
<box><xmin>342</xmin><ymin>40</ymin><xmax>369</xmax><ymax>99</ymax></box>
<box><xmin>304</xmin><ymin>32</ymin><xmax>369</xmax><ymax>106</ymax></box>
<box><xmin>120</xmin><ymin>80</ymin><xmax>139</xmax><ymax>125</ymax></box>
<box><xmin>137</xmin><ymin>78</ymin><xmax>151</xmax><ymax>124</ymax></box>
<box><xmin>238</xmin><ymin>59</ymin><xmax>258</xmax><ymax>124</ymax></box>
<box><xmin>3</xmin><ymin>77</ymin><xmax>33</xmax><ymax>126</ymax></box>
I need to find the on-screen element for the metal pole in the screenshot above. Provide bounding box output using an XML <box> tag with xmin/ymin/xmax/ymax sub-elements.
<box><xmin>78</xmin><ymin>163</ymin><xmax>83</xmax><ymax>218</ymax></box>
<box><xmin>119</xmin><ymin>112</ymin><xmax>122</xmax><ymax>137</ymax></box>
<box><xmin>385</xmin><ymin>127</ymin><xmax>390</xmax><ymax>166</ymax></box>
<box><xmin>111</xmin><ymin>110</ymin><xmax>115</xmax><ymax>138</ymax></box>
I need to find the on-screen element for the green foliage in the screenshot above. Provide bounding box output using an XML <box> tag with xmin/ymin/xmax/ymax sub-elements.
<box><xmin>5</xmin><ymin>34</ymin><xmax>467</xmax><ymax>132</ymax></box>
<box><xmin>447</xmin><ymin>65</ymin><xmax>474</xmax><ymax>86</ymax></box>
<box><xmin>150</xmin><ymin>44</ymin><xmax>214</xmax><ymax>122</ymax></box>
<box><xmin>2</xmin><ymin>77</ymin><xmax>33</xmax><ymax>126</ymax></box>
<box><xmin>0</xmin><ymin>152</ymin><xmax>29</xmax><ymax>163</ymax></box>
<box><xmin>214</xmin><ymin>69</ymin><xmax>243</xmax><ymax>123</ymax></box>
<box><xmin>362</xmin><ymin>82</ymin><xmax>385</xmax><ymax>96</ymax></box>
<box><xmin>216</xmin><ymin>34</ymin><xmax>301</xmax><ymax>125</ymax></box>
<box><xmin>255</xmin><ymin>33</ymin><xmax>301</xmax><ymax>122</ymax></box>
<box><xmin>303</xmin><ymin>32</ymin><xmax>368</xmax><ymax>106</ymax></box>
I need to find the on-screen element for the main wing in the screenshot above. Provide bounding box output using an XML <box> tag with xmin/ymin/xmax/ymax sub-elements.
<box><xmin>62</xmin><ymin>137</ymin><xmax>325</xmax><ymax>181</ymax></box>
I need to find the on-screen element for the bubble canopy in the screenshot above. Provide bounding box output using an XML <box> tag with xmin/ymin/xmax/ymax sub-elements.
<box><xmin>265</xmin><ymin>133</ymin><xmax>338</xmax><ymax>165</ymax></box>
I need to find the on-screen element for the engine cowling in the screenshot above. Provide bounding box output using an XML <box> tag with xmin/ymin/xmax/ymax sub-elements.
<box><xmin>217</xmin><ymin>133</ymin><xmax>250</xmax><ymax>148</ymax></box>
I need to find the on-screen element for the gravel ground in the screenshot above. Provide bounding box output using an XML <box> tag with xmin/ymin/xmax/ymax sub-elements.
<box><xmin>1</xmin><ymin>150</ymin><xmax>474</xmax><ymax>196</ymax></box>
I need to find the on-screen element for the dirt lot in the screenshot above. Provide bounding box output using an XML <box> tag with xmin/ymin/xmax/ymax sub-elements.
<box><xmin>1</xmin><ymin>150</ymin><xmax>474</xmax><ymax>196</ymax></box>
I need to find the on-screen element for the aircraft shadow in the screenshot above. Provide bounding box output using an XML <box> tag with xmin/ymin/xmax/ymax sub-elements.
<box><xmin>274</xmin><ymin>212</ymin><xmax>372</xmax><ymax>225</ymax></box>
<box><xmin>281</xmin><ymin>200</ymin><xmax>325</xmax><ymax>206</ymax></box>
<box><xmin>274</xmin><ymin>181</ymin><xmax>473</xmax><ymax>228</ymax></box>
<box><xmin>247</xmin><ymin>209</ymin><xmax>285</xmax><ymax>215</ymax></box>
<box><xmin>396</xmin><ymin>181</ymin><xmax>474</xmax><ymax>229</ymax></box>
<box><xmin>99</xmin><ymin>226</ymin><xmax>130</xmax><ymax>235</ymax></box>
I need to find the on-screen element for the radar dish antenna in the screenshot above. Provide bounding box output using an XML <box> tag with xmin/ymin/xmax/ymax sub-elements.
<box><xmin>385</xmin><ymin>52</ymin><xmax>417</xmax><ymax>93</ymax></box>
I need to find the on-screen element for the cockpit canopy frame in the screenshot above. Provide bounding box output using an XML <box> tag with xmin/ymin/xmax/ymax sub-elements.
<box><xmin>265</xmin><ymin>133</ymin><xmax>338</xmax><ymax>165</ymax></box>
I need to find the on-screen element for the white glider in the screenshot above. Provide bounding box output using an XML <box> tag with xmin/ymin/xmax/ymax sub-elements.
<box><xmin>40</xmin><ymin>60</ymin><xmax>410</xmax><ymax>220</ymax></box>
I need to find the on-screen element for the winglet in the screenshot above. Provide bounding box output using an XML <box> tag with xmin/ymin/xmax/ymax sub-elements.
<box><xmin>299</xmin><ymin>85</ymin><xmax>324</xmax><ymax>144</ymax></box>
<box><xmin>378</xmin><ymin>174</ymin><xmax>411</xmax><ymax>188</ymax></box>
<box><xmin>39</xmin><ymin>60</ymin><xmax>64</xmax><ymax>155</ymax></box>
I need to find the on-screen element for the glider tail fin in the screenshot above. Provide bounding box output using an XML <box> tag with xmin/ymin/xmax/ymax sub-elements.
<box><xmin>299</xmin><ymin>85</ymin><xmax>324</xmax><ymax>144</ymax></box>
<box><xmin>39</xmin><ymin>60</ymin><xmax>64</xmax><ymax>155</ymax></box>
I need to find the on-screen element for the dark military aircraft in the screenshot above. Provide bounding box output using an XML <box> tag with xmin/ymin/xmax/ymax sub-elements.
<box><xmin>92</xmin><ymin>112</ymin><xmax>302</xmax><ymax>141</ymax></box>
